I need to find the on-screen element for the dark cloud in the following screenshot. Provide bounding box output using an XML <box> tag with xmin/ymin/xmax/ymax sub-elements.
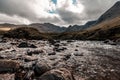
<box><xmin>0</xmin><ymin>0</ymin><xmax>37</xmax><ymax>21</ymax></box>
<box><xmin>58</xmin><ymin>9</ymin><xmax>81</xmax><ymax>23</ymax></box>
<box><xmin>0</xmin><ymin>0</ymin><xmax>119</xmax><ymax>26</ymax></box>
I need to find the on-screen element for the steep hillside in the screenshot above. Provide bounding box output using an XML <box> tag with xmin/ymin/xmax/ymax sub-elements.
<box><xmin>96</xmin><ymin>1</ymin><xmax>120</xmax><ymax>24</ymax></box>
<box><xmin>75</xmin><ymin>17</ymin><xmax>120</xmax><ymax>40</ymax></box>
<box><xmin>65</xmin><ymin>21</ymin><xmax>96</xmax><ymax>32</ymax></box>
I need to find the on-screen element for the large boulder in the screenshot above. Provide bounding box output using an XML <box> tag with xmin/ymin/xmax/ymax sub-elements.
<box><xmin>34</xmin><ymin>62</ymin><xmax>51</xmax><ymax>76</ymax></box>
<box><xmin>39</xmin><ymin>68</ymin><xmax>75</xmax><ymax>80</ymax></box>
<box><xmin>0</xmin><ymin>60</ymin><xmax>20</xmax><ymax>73</ymax></box>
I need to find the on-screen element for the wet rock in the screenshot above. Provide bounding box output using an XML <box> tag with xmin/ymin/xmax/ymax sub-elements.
<box><xmin>115</xmin><ymin>38</ymin><xmax>120</xmax><ymax>45</ymax></box>
<box><xmin>53</xmin><ymin>47</ymin><xmax>67</xmax><ymax>52</ymax></box>
<box><xmin>0</xmin><ymin>73</ymin><xmax>15</xmax><ymax>80</ymax></box>
<box><xmin>55</xmin><ymin>40</ymin><xmax>60</xmax><ymax>43</ymax></box>
<box><xmin>67</xmin><ymin>40</ymin><xmax>74</xmax><ymax>43</ymax></box>
<box><xmin>53</xmin><ymin>47</ymin><xmax>59</xmax><ymax>52</ymax></box>
<box><xmin>0</xmin><ymin>60</ymin><xmax>20</xmax><ymax>73</ymax></box>
<box><xmin>104</xmin><ymin>40</ymin><xmax>116</xmax><ymax>45</ymax></box>
<box><xmin>48</xmin><ymin>56</ymin><xmax>57</xmax><ymax>61</ymax></box>
<box><xmin>63</xmin><ymin>54</ymin><xmax>71</xmax><ymax>61</ymax></box>
<box><xmin>11</xmin><ymin>49</ymin><xmax>16</xmax><ymax>52</ymax></box>
<box><xmin>74</xmin><ymin>52</ymin><xmax>83</xmax><ymax>56</ymax></box>
<box><xmin>27</xmin><ymin>50</ymin><xmax>44</xmax><ymax>56</ymax></box>
<box><xmin>48</xmin><ymin>39</ymin><xmax>56</xmax><ymax>45</ymax></box>
<box><xmin>104</xmin><ymin>39</ymin><xmax>110</xmax><ymax>43</ymax></box>
<box><xmin>0</xmin><ymin>48</ymin><xmax>3</xmax><ymax>51</ymax></box>
<box><xmin>24</xmin><ymin>56</ymin><xmax>38</xmax><ymax>62</ymax></box>
<box><xmin>48</xmin><ymin>52</ymin><xmax>56</xmax><ymax>56</ymax></box>
<box><xmin>62</xmin><ymin>43</ymin><xmax>67</xmax><ymax>46</ymax></box>
<box><xmin>29</xmin><ymin>44</ymin><xmax>37</xmax><ymax>48</ymax></box>
<box><xmin>0</xmin><ymin>55</ymin><xmax>7</xmax><ymax>59</ymax></box>
<box><xmin>54</xmin><ymin>43</ymin><xmax>60</xmax><ymax>47</ymax></box>
<box><xmin>18</xmin><ymin>42</ymin><xmax>29</xmax><ymax>48</ymax></box>
<box><xmin>34</xmin><ymin>62</ymin><xmax>51</xmax><ymax>76</ymax></box>
<box><xmin>18</xmin><ymin>42</ymin><xmax>37</xmax><ymax>48</ymax></box>
<box><xmin>0</xmin><ymin>38</ymin><xmax>7</xmax><ymax>43</ymax></box>
<box><xmin>75</xmin><ymin>49</ymin><xmax>78</xmax><ymax>51</ymax></box>
<box><xmin>0</xmin><ymin>37</ymin><xmax>2</xmax><ymax>42</ymax></box>
<box><xmin>11</xmin><ymin>42</ymin><xmax>18</xmax><ymax>45</ymax></box>
<box><xmin>39</xmin><ymin>68</ymin><xmax>75</xmax><ymax>80</ymax></box>
<box><xmin>76</xmin><ymin>45</ymin><xmax>79</xmax><ymax>47</ymax></box>
<box><xmin>27</xmin><ymin>51</ymin><xmax>32</xmax><ymax>56</ymax></box>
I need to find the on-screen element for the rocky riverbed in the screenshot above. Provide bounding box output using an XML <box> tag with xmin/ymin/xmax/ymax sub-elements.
<box><xmin>0</xmin><ymin>38</ymin><xmax>120</xmax><ymax>80</ymax></box>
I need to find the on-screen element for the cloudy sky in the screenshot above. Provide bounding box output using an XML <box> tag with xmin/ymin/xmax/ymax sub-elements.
<box><xmin>0</xmin><ymin>0</ymin><xmax>119</xmax><ymax>26</ymax></box>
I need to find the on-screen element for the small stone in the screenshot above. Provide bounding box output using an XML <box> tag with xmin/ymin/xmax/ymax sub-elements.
<box><xmin>0</xmin><ymin>48</ymin><xmax>3</xmax><ymax>51</ymax></box>
<box><xmin>53</xmin><ymin>47</ymin><xmax>67</xmax><ymax>52</ymax></box>
<box><xmin>0</xmin><ymin>55</ymin><xmax>7</xmax><ymax>59</ymax></box>
<box><xmin>27</xmin><ymin>50</ymin><xmax>44</xmax><ymax>56</ymax></box>
<box><xmin>18</xmin><ymin>42</ymin><xmax>29</xmax><ymax>48</ymax></box>
<box><xmin>48</xmin><ymin>52</ymin><xmax>56</xmax><ymax>55</ymax></box>
<box><xmin>48</xmin><ymin>39</ymin><xmax>56</xmax><ymax>45</ymax></box>
<box><xmin>104</xmin><ymin>40</ymin><xmax>116</xmax><ymax>45</ymax></box>
<box><xmin>75</xmin><ymin>49</ymin><xmax>78</xmax><ymax>51</ymax></box>
<box><xmin>63</xmin><ymin>54</ymin><xmax>71</xmax><ymax>60</ymax></box>
<box><xmin>30</xmin><ymin>44</ymin><xmax>37</xmax><ymax>48</ymax></box>
<box><xmin>74</xmin><ymin>53</ymin><xmax>83</xmax><ymax>56</ymax></box>
<box><xmin>24</xmin><ymin>56</ymin><xmax>38</xmax><ymax>62</ymax></box>
<box><xmin>11</xmin><ymin>42</ymin><xmax>18</xmax><ymax>45</ymax></box>
<box><xmin>18</xmin><ymin>42</ymin><xmax>37</xmax><ymax>48</ymax></box>
<box><xmin>67</xmin><ymin>40</ymin><xmax>74</xmax><ymax>43</ymax></box>
<box><xmin>54</xmin><ymin>44</ymin><xmax>60</xmax><ymax>47</ymax></box>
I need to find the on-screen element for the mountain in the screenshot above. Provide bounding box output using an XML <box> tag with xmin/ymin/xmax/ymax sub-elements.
<box><xmin>29</xmin><ymin>23</ymin><xmax>66</xmax><ymax>33</ymax></box>
<box><xmin>65</xmin><ymin>21</ymin><xmax>96</xmax><ymax>32</ymax></box>
<box><xmin>0</xmin><ymin>23</ymin><xmax>67</xmax><ymax>33</ymax></box>
<box><xmin>59</xmin><ymin>1</ymin><xmax>120</xmax><ymax>40</ymax></box>
<box><xmin>0</xmin><ymin>23</ymin><xmax>15</xmax><ymax>27</ymax></box>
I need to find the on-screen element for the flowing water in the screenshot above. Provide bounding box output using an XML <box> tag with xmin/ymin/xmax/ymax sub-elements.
<box><xmin>0</xmin><ymin>39</ymin><xmax>120</xmax><ymax>80</ymax></box>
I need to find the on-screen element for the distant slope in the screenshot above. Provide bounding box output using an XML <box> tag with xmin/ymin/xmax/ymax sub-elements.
<box><xmin>65</xmin><ymin>21</ymin><xmax>96</xmax><ymax>32</ymax></box>
<box><xmin>29</xmin><ymin>23</ymin><xmax>66</xmax><ymax>33</ymax></box>
<box><xmin>76</xmin><ymin>17</ymin><xmax>120</xmax><ymax>40</ymax></box>
<box><xmin>0</xmin><ymin>23</ymin><xmax>67</xmax><ymax>33</ymax></box>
